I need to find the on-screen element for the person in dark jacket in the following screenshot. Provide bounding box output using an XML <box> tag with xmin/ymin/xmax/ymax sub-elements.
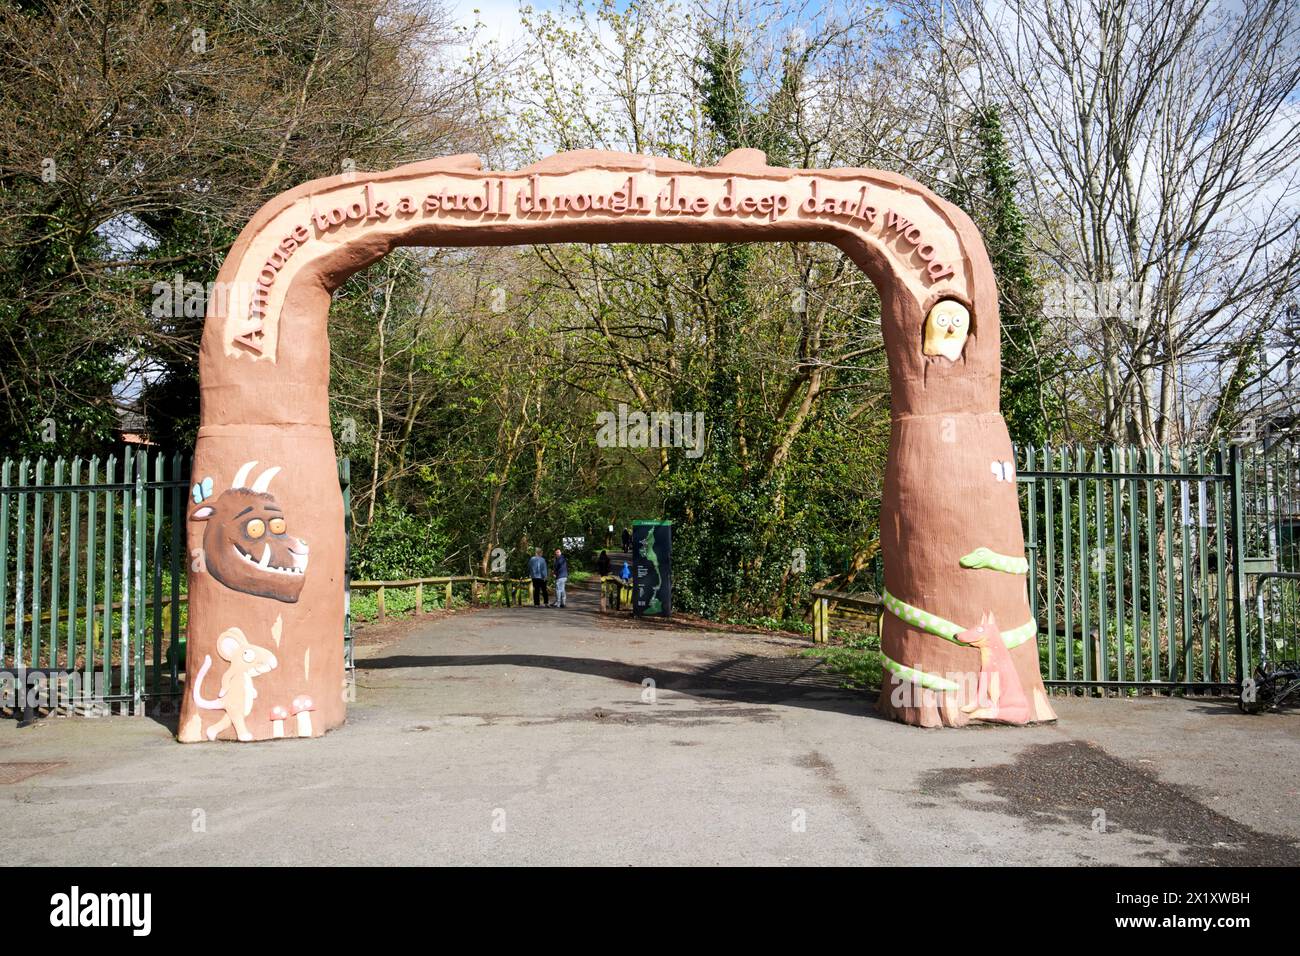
<box><xmin>552</xmin><ymin>548</ymin><xmax>569</xmax><ymax>608</ymax></box>
<box><xmin>595</xmin><ymin>549</ymin><xmax>612</xmax><ymax>610</ymax></box>
<box><xmin>621</xmin><ymin>527</ymin><xmax>631</xmax><ymax>552</ymax></box>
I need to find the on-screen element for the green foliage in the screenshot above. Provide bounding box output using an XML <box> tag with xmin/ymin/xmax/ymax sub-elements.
<box><xmin>958</xmin><ymin>106</ymin><xmax>1065</xmax><ymax>445</ymax></box>
<box><xmin>137</xmin><ymin>216</ymin><xmax>240</xmax><ymax>453</ymax></box>
<box><xmin>0</xmin><ymin>0</ymin><xmax>474</xmax><ymax>457</ymax></box>
<box><xmin>0</xmin><ymin>183</ymin><xmax>128</xmax><ymax>455</ymax></box>
<box><xmin>1207</xmin><ymin>329</ymin><xmax>1264</xmax><ymax>441</ymax></box>
<box><xmin>352</xmin><ymin>499</ymin><xmax>452</xmax><ymax>581</ymax></box>
<box><xmin>697</xmin><ymin>35</ymin><xmax>752</xmax><ymax>155</ymax></box>
<box><xmin>627</xmin><ymin>35</ymin><xmax>892</xmax><ymax>618</ymax></box>
<box><xmin>719</xmin><ymin>613</ymin><xmax>811</xmax><ymax>634</ymax></box>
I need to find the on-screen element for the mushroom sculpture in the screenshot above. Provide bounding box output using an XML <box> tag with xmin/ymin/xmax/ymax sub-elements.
<box><xmin>291</xmin><ymin>696</ymin><xmax>315</xmax><ymax>737</ymax></box>
<box><xmin>269</xmin><ymin>705</ymin><xmax>289</xmax><ymax>739</ymax></box>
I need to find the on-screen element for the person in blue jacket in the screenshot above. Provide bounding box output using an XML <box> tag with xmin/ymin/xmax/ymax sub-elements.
<box><xmin>528</xmin><ymin>548</ymin><xmax>549</xmax><ymax>607</ymax></box>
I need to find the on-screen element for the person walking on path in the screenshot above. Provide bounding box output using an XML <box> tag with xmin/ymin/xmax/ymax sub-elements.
<box><xmin>621</xmin><ymin>527</ymin><xmax>631</xmax><ymax>552</ymax></box>
<box><xmin>528</xmin><ymin>548</ymin><xmax>549</xmax><ymax>607</ymax></box>
<box><xmin>552</xmin><ymin>548</ymin><xmax>569</xmax><ymax>608</ymax></box>
<box><xmin>596</xmin><ymin>549</ymin><xmax>611</xmax><ymax>610</ymax></box>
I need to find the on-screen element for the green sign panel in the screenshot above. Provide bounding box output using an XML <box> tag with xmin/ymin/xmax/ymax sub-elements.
<box><xmin>632</xmin><ymin>520</ymin><xmax>672</xmax><ymax>617</ymax></box>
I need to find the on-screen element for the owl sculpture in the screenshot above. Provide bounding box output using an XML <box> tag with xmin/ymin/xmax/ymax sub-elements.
<box><xmin>922</xmin><ymin>300</ymin><xmax>970</xmax><ymax>361</ymax></box>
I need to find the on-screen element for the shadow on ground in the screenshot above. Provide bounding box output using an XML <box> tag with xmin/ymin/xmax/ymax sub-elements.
<box><xmin>357</xmin><ymin>650</ymin><xmax>881</xmax><ymax>719</ymax></box>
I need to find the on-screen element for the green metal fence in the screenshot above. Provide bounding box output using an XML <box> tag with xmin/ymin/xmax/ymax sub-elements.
<box><xmin>1017</xmin><ymin>445</ymin><xmax>1238</xmax><ymax>691</ymax></box>
<box><xmin>1255</xmin><ymin>572</ymin><xmax>1300</xmax><ymax>666</ymax></box>
<box><xmin>1</xmin><ymin>449</ymin><xmax>189</xmax><ymax>714</ymax></box>
<box><xmin>1240</xmin><ymin>435</ymin><xmax>1300</xmax><ymax>668</ymax></box>
<box><xmin>340</xmin><ymin>456</ymin><xmax>353</xmax><ymax>674</ymax></box>
<box><xmin>1015</xmin><ymin>442</ymin><xmax>1300</xmax><ymax>693</ymax></box>
<box><xmin>3</xmin><ymin>442</ymin><xmax>1296</xmax><ymax>713</ymax></box>
<box><xmin>1239</xmin><ymin>437</ymin><xmax>1300</xmax><ymax>573</ymax></box>
<box><xmin>1</xmin><ymin>450</ymin><xmax>357</xmax><ymax>717</ymax></box>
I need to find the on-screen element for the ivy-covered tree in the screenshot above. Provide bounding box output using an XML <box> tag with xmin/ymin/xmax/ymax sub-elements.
<box><xmin>960</xmin><ymin>105</ymin><xmax>1063</xmax><ymax>445</ymax></box>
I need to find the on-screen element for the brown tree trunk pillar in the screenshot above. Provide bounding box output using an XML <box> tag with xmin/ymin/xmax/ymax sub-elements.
<box><xmin>178</xmin><ymin>230</ymin><xmax>346</xmax><ymax>743</ymax></box>
<box><xmin>178</xmin><ymin>426</ymin><xmax>345</xmax><ymax>742</ymax></box>
<box><xmin>868</xmin><ymin>273</ymin><xmax>1057</xmax><ymax>726</ymax></box>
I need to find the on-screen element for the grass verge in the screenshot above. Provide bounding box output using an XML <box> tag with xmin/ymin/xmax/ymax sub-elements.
<box><xmin>800</xmin><ymin>633</ymin><xmax>882</xmax><ymax>689</ymax></box>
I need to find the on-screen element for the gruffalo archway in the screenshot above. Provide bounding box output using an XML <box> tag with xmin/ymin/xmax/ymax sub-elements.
<box><xmin>177</xmin><ymin>148</ymin><xmax>1057</xmax><ymax>743</ymax></box>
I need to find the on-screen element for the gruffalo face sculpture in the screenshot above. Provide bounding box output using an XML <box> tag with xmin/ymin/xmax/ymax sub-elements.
<box><xmin>190</xmin><ymin>461</ymin><xmax>309</xmax><ymax>603</ymax></box>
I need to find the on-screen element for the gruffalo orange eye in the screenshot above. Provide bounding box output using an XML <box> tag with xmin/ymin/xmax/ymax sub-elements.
<box><xmin>269</xmin><ymin>517</ymin><xmax>286</xmax><ymax>535</ymax></box>
<box><xmin>246</xmin><ymin>519</ymin><xmax>266</xmax><ymax>539</ymax></box>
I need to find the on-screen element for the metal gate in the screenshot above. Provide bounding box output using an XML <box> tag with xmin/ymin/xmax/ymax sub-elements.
<box><xmin>1016</xmin><ymin>445</ymin><xmax>1244</xmax><ymax>692</ymax></box>
<box><xmin>1255</xmin><ymin>573</ymin><xmax>1300</xmax><ymax>666</ymax></box>
<box><xmin>1</xmin><ymin>450</ymin><xmax>354</xmax><ymax>716</ymax></box>
<box><xmin>1239</xmin><ymin>435</ymin><xmax>1300</xmax><ymax>670</ymax></box>
<box><xmin>0</xmin><ymin>450</ymin><xmax>189</xmax><ymax>715</ymax></box>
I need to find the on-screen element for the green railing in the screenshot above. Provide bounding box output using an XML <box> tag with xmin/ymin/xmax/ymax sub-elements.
<box><xmin>340</xmin><ymin>457</ymin><xmax>352</xmax><ymax>673</ymax></box>
<box><xmin>1236</xmin><ymin>438</ymin><xmax>1300</xmax><ymax>674</ymax></box>
<box><xmin>1</xmin><ymin>450</ymin><xmax>357</xmax><ymax>716</ymax></box>
<box><xmin>814</xmin><ymin>442</ymin><xmax>1294</xmax><ymax>695</ymax></box>
<box><xmin>4</xmin><ymin>442</ymin><xmax>1296</xmax><ymax>713</ymax></box>
<box><xmin>1239</xmin><ymin>437</ymin><xmax>1300</xmax><ymax>573</ymax></box>
<box><xmin>1255</xmin><ymin>572</ymin><xmax>1300</xmax><ymax>666</ymax></box>
<box><xmin>1014</xmin><ymin>443</ymin><xmax>1297</xmax><ymax>692</ymax></box>
<box><xmin>1017</xmin><ymin>445</ymin><xmax>1235</xmax><ymax>690</ymax></box>
<box><xmin>0</xmin><ymin>449</ymin><xmax>189</xmax><ymax>714</ymax></box>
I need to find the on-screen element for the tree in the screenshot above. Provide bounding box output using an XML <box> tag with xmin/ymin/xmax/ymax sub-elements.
<box><xmin>950</xmin><ymin>105</ymin><xmax>1062</xmax><ymax>444</ymax></box>
<box><xmin>0</xmin><ymin>0</ymin><xmax>481</xmax><ymax>455</ymax></box>
<box><xmin>917</xmin><ymin>0</ymin><xmax>1300</xmax><ymax>445</ymax></box>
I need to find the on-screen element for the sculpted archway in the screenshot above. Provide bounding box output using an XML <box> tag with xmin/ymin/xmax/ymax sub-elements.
<box><xmin>177</xmin><ymin>148</ymin><xmax>1057</xmax><ymax>743</ymax></box>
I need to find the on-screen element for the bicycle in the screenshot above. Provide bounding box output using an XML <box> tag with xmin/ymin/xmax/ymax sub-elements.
<box><xmin>1239</xmin><ymin>659</ymin><xmax>1300</xmax><ymax>714</ymax></box>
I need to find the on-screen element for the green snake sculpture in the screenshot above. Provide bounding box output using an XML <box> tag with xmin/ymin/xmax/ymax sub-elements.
<box><xmin>958</xmin><ymin>546</ymin><xmax>1029</xmax><ymax>575</ymax></box>
<box><xmin>880</xmin><ymin>547</ymin><xmax>1033</xmax><ymax>689</ymax></box>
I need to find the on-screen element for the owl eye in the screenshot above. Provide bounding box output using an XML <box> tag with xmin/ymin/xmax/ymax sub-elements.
<box><xmin>269</xmin><ymin>517</ymin><xmax>286</xmax><ymax>535</ymax></box>
<box><xmin>935</xmin><ymin>314</ymin><xmax>950</xmax><ymax>328</ymax></box>
<box><xmin>950</xmin><ymin>312</ymin><xmax>966</xmax><ymax>328</ymax></box>
<box><xmin>246</xmin><ymin>518</ymin><xmax>266</xmax><ymax>539</ymax></box>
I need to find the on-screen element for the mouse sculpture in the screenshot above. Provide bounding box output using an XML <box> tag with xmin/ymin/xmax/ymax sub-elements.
<box><xmin>189</xmin><ymin>626</ymin><xmax>279</xmax><ymax>741</ymax></box>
